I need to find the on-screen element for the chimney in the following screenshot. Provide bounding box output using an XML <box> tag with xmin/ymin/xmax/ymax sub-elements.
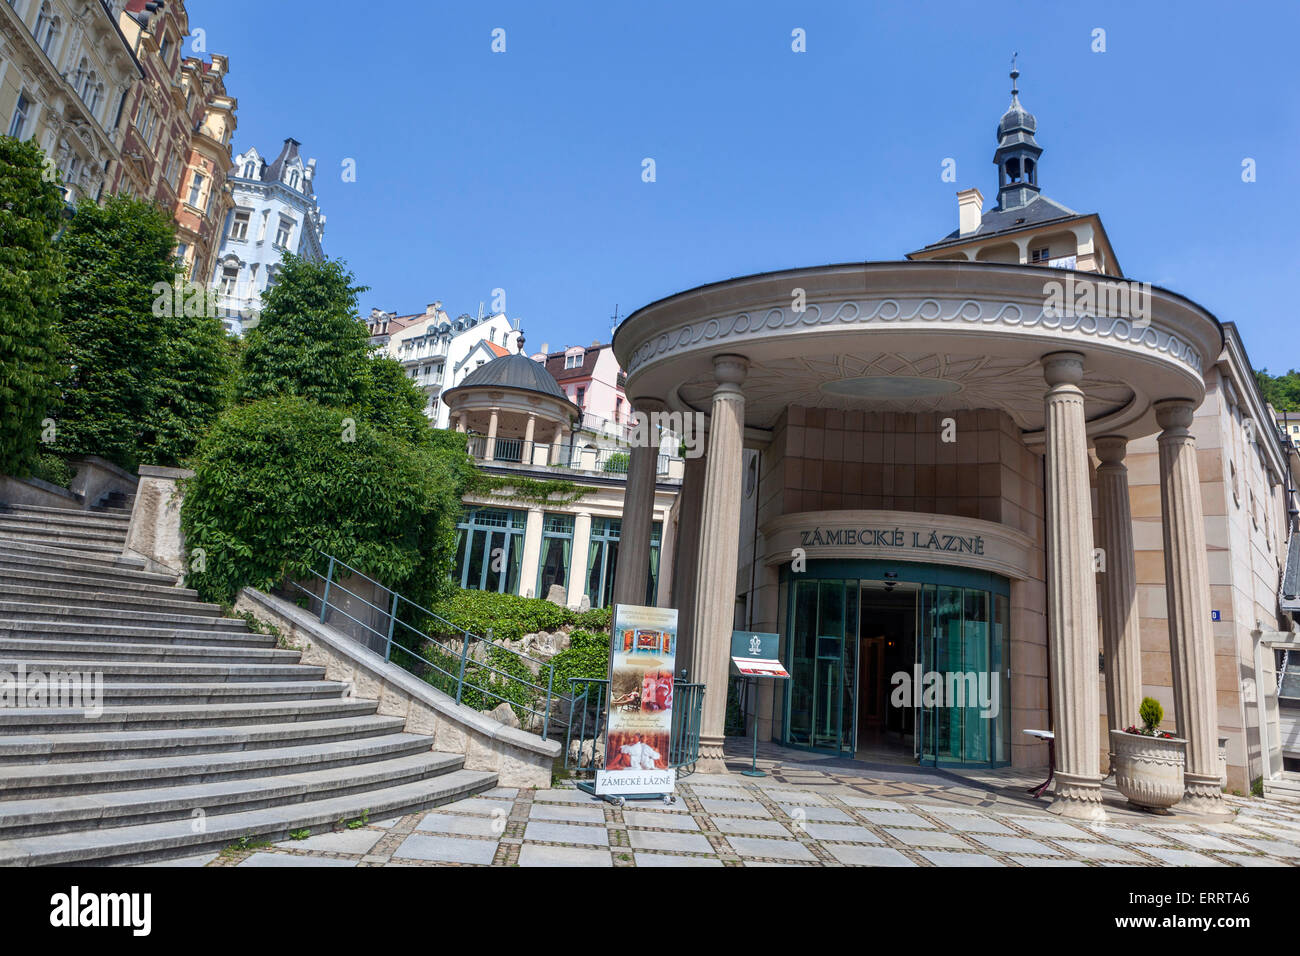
<box><xmin>957</xmin><ymin>188</ymin><xmax>984</xmax><ymax>236</ymax></box>
<box><xmin>426</xmin><ymin>302</ymin><xmax>440</xmax><ymax>315</ymax></box>
<box><xmin>539</xmin><ymin>342</ymin><xmax>549</xmax><ymax>354</ymax></box>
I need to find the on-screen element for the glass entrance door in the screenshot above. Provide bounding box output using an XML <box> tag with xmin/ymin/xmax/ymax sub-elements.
<box><xmin>786</xmin><ymin>579</ymin><xmax>857</xmax><ymax>754</ymax></box>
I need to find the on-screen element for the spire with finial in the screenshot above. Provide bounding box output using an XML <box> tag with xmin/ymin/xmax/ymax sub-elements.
<box><xmin>993</xmin><ymin>55</ymin><xmax>1042</xmax><ymax>211</ymax></box>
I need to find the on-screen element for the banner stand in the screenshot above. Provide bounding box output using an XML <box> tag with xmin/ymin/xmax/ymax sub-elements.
<box><xmin>730</xmin><ymin>630</ymin><xmax>789</xmax><ymax>779</ymax></box>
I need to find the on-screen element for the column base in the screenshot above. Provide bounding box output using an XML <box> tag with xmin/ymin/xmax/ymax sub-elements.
<box><xmin>694</xmin><ymin>736</ymin><xmax>730</xmax><ymax>775</ymax></box>
<box><xmin>1047</xmin><ymin>771</ymin><xmax>1107</xmax><ymax>821</ymax></box>
<box><xmin>1177</xmin><ymin>772</ymin><xmax>1231</xmax><ymax>816</ymax></box>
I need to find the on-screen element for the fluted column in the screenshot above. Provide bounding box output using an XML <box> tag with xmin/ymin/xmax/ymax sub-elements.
<box><xmin>567</xmin><ymin>512</ymin><xmax>593</xmax><ymax>608</ymax></box>
<box><xmin>485</xmin><ymin>408</ymin><xmax>499</xmax><ymax>461</ymax></box>
<box><xmin>612</xmin><ymin>401</ymin><xmax>664</xmax><ymax>607</ymax></box>
<box><xmin>1095</xmin><ymin>436</ymin><xmax>1143</xmax><ymax>739</ymax></box>
<box><xmin>693</xmin><ymin>355</ymin><xmax>748</xmax><ymax>772</ymax></box>
<box><xmin>1156</xmin><ymin>399</ymin><xmax>1228</xmax><ymax>814</ymax></box>
<box><xmin>518</xmin><ymin>506</ymin><xmax>544</xmax><ymax>598</ymax></box>
<box><xmin>523</xmin><ymin>412</ymin><xmax>537</xmax><ymax>462</ymax></box>
<box><xmin>1041</xmin><ymin>352</ymin><xmax>1105</xmax><ymax>820</ymax></box>
<box><xmin>673</xmin><ymin>453</ymin><xmax>707</xmax><ymax>677</ymax></box>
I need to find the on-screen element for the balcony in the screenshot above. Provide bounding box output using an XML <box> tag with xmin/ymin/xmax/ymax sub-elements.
<box><xmin>464</xmin><ymin>436</ymin><xmax>683</xmax><ymax>481</ymax></box>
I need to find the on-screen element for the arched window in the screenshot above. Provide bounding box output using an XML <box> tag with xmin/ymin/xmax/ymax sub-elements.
<box><xmin>36</xmin><ymin>4</ymin><xmax>61</xmax><ymax>57</ymax></box>
<box><xmin>89</xmin><ymin>82</ymin><xmax>104</xmax><ymax>117</ymax></box>
<box><xmin>288</xmin><ymin>169</ymin><xmax>300</xmax><ymax>189</ymax></box>
<box><xmin>73</xmin><ymin>57</ymin><xmax>89</xmax><ymax>96</ymax></box>
<box><xmin>241</xmin><ymin>160</ymin><xmax>256</xmax><ymax>178</ymax></box>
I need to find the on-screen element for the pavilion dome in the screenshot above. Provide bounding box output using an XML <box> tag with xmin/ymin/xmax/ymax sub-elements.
<box><xmin>456</xmin><ymin>353</ymin><xmax>568</xmax><ymax>401</ymax></box>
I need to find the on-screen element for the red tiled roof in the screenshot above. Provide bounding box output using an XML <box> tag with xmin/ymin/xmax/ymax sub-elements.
<box><xmin>484</xmin><ymin>340</ymin><xmax>510</xmax><ymax>357</ymax></box>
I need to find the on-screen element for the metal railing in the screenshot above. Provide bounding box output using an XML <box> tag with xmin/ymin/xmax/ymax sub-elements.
<box><xmin>463</xmin><ymin>436</ymin><xmax>680</xmax><ymax>476</ymax></box>
<box><xmin>563</xmin><ymin>674</ymin><xmax>705</xmax><ymax>776</ymax></box>
<box><xmin>287</xmin><ymin>552</ymin><xmax>561</xmax><ymax>737</ymax></box>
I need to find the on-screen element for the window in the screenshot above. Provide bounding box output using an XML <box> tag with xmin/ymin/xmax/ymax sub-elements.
<box><xmin>9</xmin><ymin>91</ymin><xmax>30</xmax><ymax>139</ymax></box>
<box><xmin>158</xmin><ymin>34</ymin><xmax>171</xmax><ymax>67</ymax></box>
<box><xmin>35</xmin><ymin>3</ymin><xmax>59</xmax><ymax>56</ymax></box>
<box><xmin>565</xmin><ymin>350</ymin><xmax>584</xmax><ymax>369</ymax></box>
<box><xmin>536</xmin><ymin>514</ymin><xmax>575</xmax><ymax>599</ymax></box>
<box><xmin>88</xmin><ymin>82</ymin><xmax>103</xmax><ymax>117</ymax></box>
<box><xmin>453</xmin><ymin>508</ymin><xmax>526</xmax><ymax>594</ymax></box>
<box><xmin>287</xmin><ymin>169</ymin><xmax>299</xmax><ymax>189</ymax></box>
<box><xmin>274</xmin><ymin>216</ymin><xmax>293</xmax><ymax>247</ymax></box>
<box><xmin>164</xmin><ymin>155</ymin><xmax>179</xmax><ymax>189</ymax></box>
<box><xmin>576</xmin><ymin>386</ymin><xmax>586</xmax><ymax>407</ymax></box>
<box><xmin>1030</xmin><ymin>247</ymin><xmax>1050</xmax><ymax>263</ymax></box>
<box><xmin>219</xmin><ymin>264</ymin><xmax>238</xmax><ymax>296</ymax></box>
<box><xmin>175</xmin><ymin>242</ymin><xmax>188</xmax><ymax>265</ymax></box>
<box><xmin>241</xmin><ymin>160</ymin><xmax>257</xmax><ymax>178</ymax></box>
<box><xmin>229</xmin><ymin>209</ymin><xmax>250</xmax><ymax>241</ymax></box>
<box><xmin>186</xmin><ymin>171</ymin><xmax>204</xmax><ymax>206</ymax></box>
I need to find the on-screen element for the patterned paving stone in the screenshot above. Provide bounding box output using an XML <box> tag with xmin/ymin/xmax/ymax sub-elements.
<box><xmin>1216</xmin><ymin>853</ymin><xmax>1289</xmax><ymax>867</ymax></box>
<box><xmin>415</xmin><ymin>812</ymin><xmax>504</xmax><ymax>838</ymax></box>
<box><xmin>884</xmin><ymin>828</ymin><xmax>970</xmax><ymax>849</ymax></box>
<box><xmin>628</xmin><ymin>830</ymin><xmax>715</xmax><ymax>854</ymax></box>
<box><xmin>480</xmin><ymin>788</ymin><xmax>519</xmax><ymax>799</ymax></box>
<box><xmin>838</xmin><ymin>796</ymin><xmax>906</xmax><ymax>810</ymax></box>
<box><xmin>801</xmin><ymin>823</ymin><xmax>884</xmax><ymax>843</ymax></box>
<box><xmin>692</xmin><ymin>785</ymin><xmax>752</xmax><ymax>799</ymax></box>
<box><xmin>1169</xmin><ymin>831</ymin><xmax>1242</xmax><ymax>852</ymax></box>
<box><xmin>700</xmin><ymin>799</ymin><xmax>771</xmax><ymax>817</ymax></box>
<box><xmin>860</xmin><ymin>810</ymin><xmax>938</xmax><ymax>828</ymax></box>
<box><xmin>1230</xmin><ymin>838</ymin><xmax>1300</xmax><ymax>857</ymax></box>
<box><xmin>624</xmin><ymin>810</ymin><xmax>699</xmax><ymax>830</ymax></box>
<box><xmin>435</xmin><ymin>797</ymin><xmax>514</xmax><ymax>817</ymax></box>
<box><xmin>1095</xmin><ymin>827</ymin><xmax>1175</xmax><ymax>846</ymax></box>
<box><xmin>518</xmin><ymin>845</ymin><xmax>613</xmax><ymax>867</ymax></box>
<box><xmin>918</xmin><ymin>851</ymin><xmax>1004</xmax><ymax>867</ymax></box>
<box><xmin>1139</xmin><ymin>847</ymin><xmax>1226</xmax><ymax>867</ymax></box>
<box><xmin>970</xmin><ymin>835</ymin><xmax>1062</xmax><ymax>856</ymax></box>
<box><xmin>523</xmin><ymin>821</ymin><xmax>610</xmax><ymax>846</ymax></box>
<box><xmin>392</xmin><ymin>833</ymin><xmax>499</xmax><ymax>865</ymax></box>
<box><xmin>928</xmin><ymin>812</ymin><xmax>1015</xmax><ymax>834</ymax></box>
<box><xmin>762</xmin><ymin>789</ymin><xmax>829</xmax><ymax>805</ymax></box>
<box><xmin>1052</xmin><ymin>840</ymin><xmax>1145</xmax><ymax>862</ymax></box>
<box><xmin>1007</xmin><ymin>856</ymin><xmax>1088</xmax><ymax>867</ymax></box>
<box><xmin>713</xmin><ymin>817</ymin><xmax>793</xmax><ymax>837</ymax></box>
<box><xmin>137</xmin><ymin>852</ymin><xmax>216</xmax><ymax>867</ymax></box>
<box><xmin>533</xmin><ymin>789</ymin><xmax>604</xmax><ymax>804</ymax></box>
<box><xmin>634</xmin><ymin>852</ymin><xmax>725</xmax><ymax>867</ymax></box>
<box><xmin>826</xmin><ymin>844</ymin><xmax>916</xmax><ymax>866</ymax></box>
<box><xmin>276</xmin><ymin>829</ymin><xmax>385</xmax><ymax>854</ymax></box>
<box><xmin>528</xmin><ymin>803</ymin><xmax>607</xmax><ymax>823</ymax></box>
<box><xmin>780</xmin><ymin>804</ymin><xmax>854</xmax><ymax>822</ymax></box>
<box><xmin>726</xmin><ymin>836</ymin><xmax>818</xmax><ymax>861</ymax></box>
<box><xmin>239</xmin><ymin>852</ymin><xmax>357</xmax><ymax>867</ymax></box>
<box><xmin>1007</xmin><ymin>817</ymin><xmax>1095</xmax><ymax>840</ymax></box>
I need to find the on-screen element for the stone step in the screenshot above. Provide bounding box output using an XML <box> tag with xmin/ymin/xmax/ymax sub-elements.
<box><xmin>0</xmin><ymin>732</ymin><xmax>435</xmax><ymax>800</ymax></box>
<box><xmin>0</xmin><ymin>765</ymin><xmax>497</xmax><ymax>865</ymax></box>
<box><xmin>0</xmin><ymin>637</ymin><xmax>299</xmax><ymax>665</ymax></box>
<box><xmin>0</xmin><ymin>749</ymin><xmax>461</xmax><ymax>837</ymax></box>
<box><xmin>0</xmin><ymin>619</ymin><xmax>273</xmax><ymax>649</ymax></box>
<box><xmin>0</xmin><ymin>566</ymin><xmax>197</xmax><ymax>600</ymax></box>
<box><xmin>0</xmin><ymin>504</ymin><xmax>131</xmax><ymax>530</ymax></box>
<box><xmin>0</xmin><ymin>679</ymin><xmax>346</xmax><ymax>707</ymax></box>
<box><xmin>0</xmin><ymin>584</ymin><xmax>221</xmax><ymax>618</ymax></box>
<box><xmin>0</xmin><ymin>546</ymin><xmax>169</xmax><ymax>583</ymax></box>
<box><xmin>0</xmin><ymin>657</ymin><xmax>326</xmax><ymax>685</ymax></box>
<box><xmin>0</xmin><ymin>522</ymin><xmax>127</xmax><ymax>547</ymax></box>
<box><xmin>0</xmin><ymin>713</ymin><xmax>406</xmax><ymax>766</ymax></box>
<box><xmin>0</xmin><ymin>601</ymin><xmax>248</xmax><ymax>631</ymax></box>
<box><xmin>0</xmin><ymin>540</ymin><xmax>148</xmax><ymax>570</ymax></box>
<box><xmin>0</xmin><ymin>697</ymin><xmax>379</xmax><ymax>734</ymax></box>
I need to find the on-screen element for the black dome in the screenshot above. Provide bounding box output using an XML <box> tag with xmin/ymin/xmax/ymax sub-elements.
<box><xmin>456</xmin><ymin>353</ymin><xmax>567</xmax><ymax>401</ymax></box>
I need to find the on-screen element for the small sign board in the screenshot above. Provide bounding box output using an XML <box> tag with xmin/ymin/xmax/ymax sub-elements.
<box><xmin>1211</xmin><ymin>610</ymin><xmax>1221</xmax><ymax>622</ymax></box>
<box><xmin>730</xmin><ymin>631</ymin><xmax>789</xmax><ymax>679</ymax></box>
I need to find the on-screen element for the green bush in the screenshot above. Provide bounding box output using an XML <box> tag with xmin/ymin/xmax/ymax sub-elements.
<box><xmin>28</xmin><ymin>452</ymin><xmax>73</xmax><ymax>489</ymax></box>
<box><xmin>1138</xmin><ymin>696</ymin><xmax>1163</xmax><ymax>732</ymax></box>
<box><xmin>429</xmin><ymin>589</ymin><xmax>576</xmax><ymax>644</ymax></box>
<box><xmin>602</xmin><ymin>451</ymin><xmax>629</xmax><ymax>473</ymax></box>
<box><xmin>180</xmin><ymin>396</ymin><xmax>467</xmax><ymax>606</ymax></box>
<box><xmin>573</xmin><ymin>606</ymin><xmax>613</xmax><ymax>631</ymax></box>
<box><xmin>551</xmin><ymin>629</ymin><xmax>611</xmax><ymax>696</ymax></box>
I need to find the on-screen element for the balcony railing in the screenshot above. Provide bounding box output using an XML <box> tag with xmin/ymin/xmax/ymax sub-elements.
<box><xmin>463</xmin><ymin>436</ymin><xmax>683</xmax><ymax>478</ymax></box>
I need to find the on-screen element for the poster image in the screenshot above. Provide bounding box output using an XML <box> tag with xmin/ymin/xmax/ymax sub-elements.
<box><xmin>596</xmin><ymin>604</ymin><xmax>679</xmax><ymax>796</ymax></box>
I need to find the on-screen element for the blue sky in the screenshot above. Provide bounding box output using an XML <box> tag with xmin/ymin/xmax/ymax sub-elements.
<box><xmin>190</xmin><ymin>1</ymin><xmax>1298</xmax><ymax>368</ymax></box>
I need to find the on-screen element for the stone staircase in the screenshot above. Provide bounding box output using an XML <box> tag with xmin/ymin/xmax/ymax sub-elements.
<box><xmin>0</xmin><ymin>502</ymin><xmax>497</xmax><ymax>865</ymax></box>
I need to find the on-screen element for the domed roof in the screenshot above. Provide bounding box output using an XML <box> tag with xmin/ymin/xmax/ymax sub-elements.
<box><xmin>455</xmin><ymin>352</ymin><xmax>568</xmax><ymax>401</ymax></box>
<box><xmin>996</xmin><ymin>68</ymin><xmax>1038</xmax><ymax>144</ymax></box>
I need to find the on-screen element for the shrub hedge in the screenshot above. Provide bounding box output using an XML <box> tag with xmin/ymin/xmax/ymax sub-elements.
<box><xmin>428</xmin><ymin>588</ymin><xmax>612</xmax><ymax>644</ymax></box>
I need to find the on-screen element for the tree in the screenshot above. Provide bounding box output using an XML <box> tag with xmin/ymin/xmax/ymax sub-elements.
<box><xmin>238</xmin><ymin>254</ymin><xmax>371</xmax><ymax>408</ymax></box>
<box><xmin>52</xmin><ymin>196</ymin><xmax>176</xmax><ymax>470</ymax></box>
<box><xmin>0</xmin><ymin>136</ymin><xmax>66</xmax><ymax>477</ymax></box>
<box><xmin>180</xmin><ymin>396</ymin><xmax>469</xmax><ymax>607</ymax></box>
<box><xmin>1256</xmin><ymin>368</ymin><xmax>1300</xmax><ymax>413</ymax></box>
<box><xmin>353</xmin><ymin>355</ymin><xmax>433</xmax><ymax>446</ymax></box>
<box><xmin>143</xmin><ymin>303</ymin><xmax>232</xmax><ymax>466</ymax></box>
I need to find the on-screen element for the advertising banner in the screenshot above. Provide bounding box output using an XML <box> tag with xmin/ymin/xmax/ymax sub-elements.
<box><xmin>595</xmin><ymin>603</ymin><xmax>678</xmax><ymax>796</ymax></box>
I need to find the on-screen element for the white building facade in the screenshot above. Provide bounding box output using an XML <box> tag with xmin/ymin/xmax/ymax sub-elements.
<box><xmin>211</xmin><ymin>136</ymin><xmax>326</xmax><ymax>334</ymax></box>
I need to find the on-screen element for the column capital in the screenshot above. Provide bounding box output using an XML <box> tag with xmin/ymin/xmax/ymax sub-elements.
<box><xmin>1040</xmin><ymin>351</ymin><xmax>1085</xmax><ymax>388</ymax></box>
<box><xmin>1155</xmin><ymin>398</ymin><xmax>1197</xmax><ymax>433</ymax></box>
<box><xmin>712</xmin><ymin>354</ymin><xmax>749</xmax><ymax>389</ymax></box>
<box><xmin>1094</xmin><ymin>434</ymin><xmax>1128</xmax><ymax>466</ymax></box>
<box><xmin>630</xmin><ymin>396</ymin><xmax>669</xmax><ymax>415</ymax></box>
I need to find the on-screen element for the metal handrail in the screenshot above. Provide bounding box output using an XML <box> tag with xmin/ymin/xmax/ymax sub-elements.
<box><xmin>287</xmin><ymin>551</ymin><xmax>562</xmax><ymax>736</ymax></box>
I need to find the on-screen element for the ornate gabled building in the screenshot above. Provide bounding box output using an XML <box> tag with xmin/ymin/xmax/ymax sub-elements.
<box><xmin>1</xmin><ymin>0</ymin><xmax>143</xmax><ymax>201</ymax></box>
<box><xmin>212</xmin><ymin>136</ymin><xmax>326</xmax><ymax>334</ymax></box>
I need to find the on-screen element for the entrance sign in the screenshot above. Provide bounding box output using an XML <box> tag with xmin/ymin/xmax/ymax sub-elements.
<box><xmin>595</xmin><ymin>604</ymin><xmax>678</xmax><ymax>797</ymax></box>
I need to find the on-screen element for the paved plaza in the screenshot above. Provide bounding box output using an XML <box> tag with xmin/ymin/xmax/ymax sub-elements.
<box><xmin>161</xmin><ymin>744</ymin><xmax>1300</xmax><ymax>868</ymax></box>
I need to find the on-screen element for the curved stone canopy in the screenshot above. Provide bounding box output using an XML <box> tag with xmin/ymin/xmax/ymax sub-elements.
<box><xmin>449</xmin><ymin>353</ymin><xmax>568</xmax><ymax>402</ymax></box>
<box><xmin>612</xmin><ymin>261</ymin><xmax>1223</xmax><ymax>445</ymax></box>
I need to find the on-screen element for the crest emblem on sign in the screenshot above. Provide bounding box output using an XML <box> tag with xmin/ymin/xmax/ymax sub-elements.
<box><xmin>748</xmin><ymin>635</ymin><xmax>762</xmax><ymax>655</ymax></box>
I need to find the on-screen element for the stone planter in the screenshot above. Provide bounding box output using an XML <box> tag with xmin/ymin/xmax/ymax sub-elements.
<box><xmin>1109</xmin><ymin>729</ymin><xmax>1187</xmax><ymax>812</ymax></box>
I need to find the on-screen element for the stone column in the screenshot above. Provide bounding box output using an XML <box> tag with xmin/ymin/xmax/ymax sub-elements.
<box><xmin>1094</xmin><ymin>436</ymin><xmax>1143</xmax><ymax>737</ymax></box>
<box><xmin>656</xmin><ymin>511</ymin><xmax>676</xmax><ymax>607</ymax></box>
<box><xmin>453</xmin><ymin>414</ymin><xmax>466</xmax><ymax>433</ymax></box>
<box><xmin>485</xmin><ymin>408</ymin><xmax>499</xmax><ymax>461</ymax></box>
<box><xmin>519</xmin><ymin>506</ymin><xmax>544</xmax><ymax>599</ymax></box>
<box><xmin>692</xmin><ymin>355</ymin><xmax>748</xmax><ymax>772</ymax></box>
<box><xmin>1155</xmin><ymin>399</ymin><xmax>1228</xmax><ymax>814</ymax></box>
<box><xmin>1040</xmin><ymin>352</ymin><xmax>1105</xmax><ymax>820</ymax></box>
<box><xmin>673</xmin><ymin>453</ymin><xmax>707</xmax><ymax>677</ymax></box>
<box><xmin>523</xmin><ymin>412</ymin><xmax>537</xmax><ymax>463</ymax></box>
<box><xmin>612</xmin><ymin>402</ymin><xmax>663</xmax><ymax>608</ymax></box>
<box><xmin>553</xmin><ymin>427</ymin><xmax>569</xmax><ymax>468</ymax></box>
<box><xmin>567</xmin><ymin>511</ymin><xmax>593</xmax><ymax>608</ymax></box>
